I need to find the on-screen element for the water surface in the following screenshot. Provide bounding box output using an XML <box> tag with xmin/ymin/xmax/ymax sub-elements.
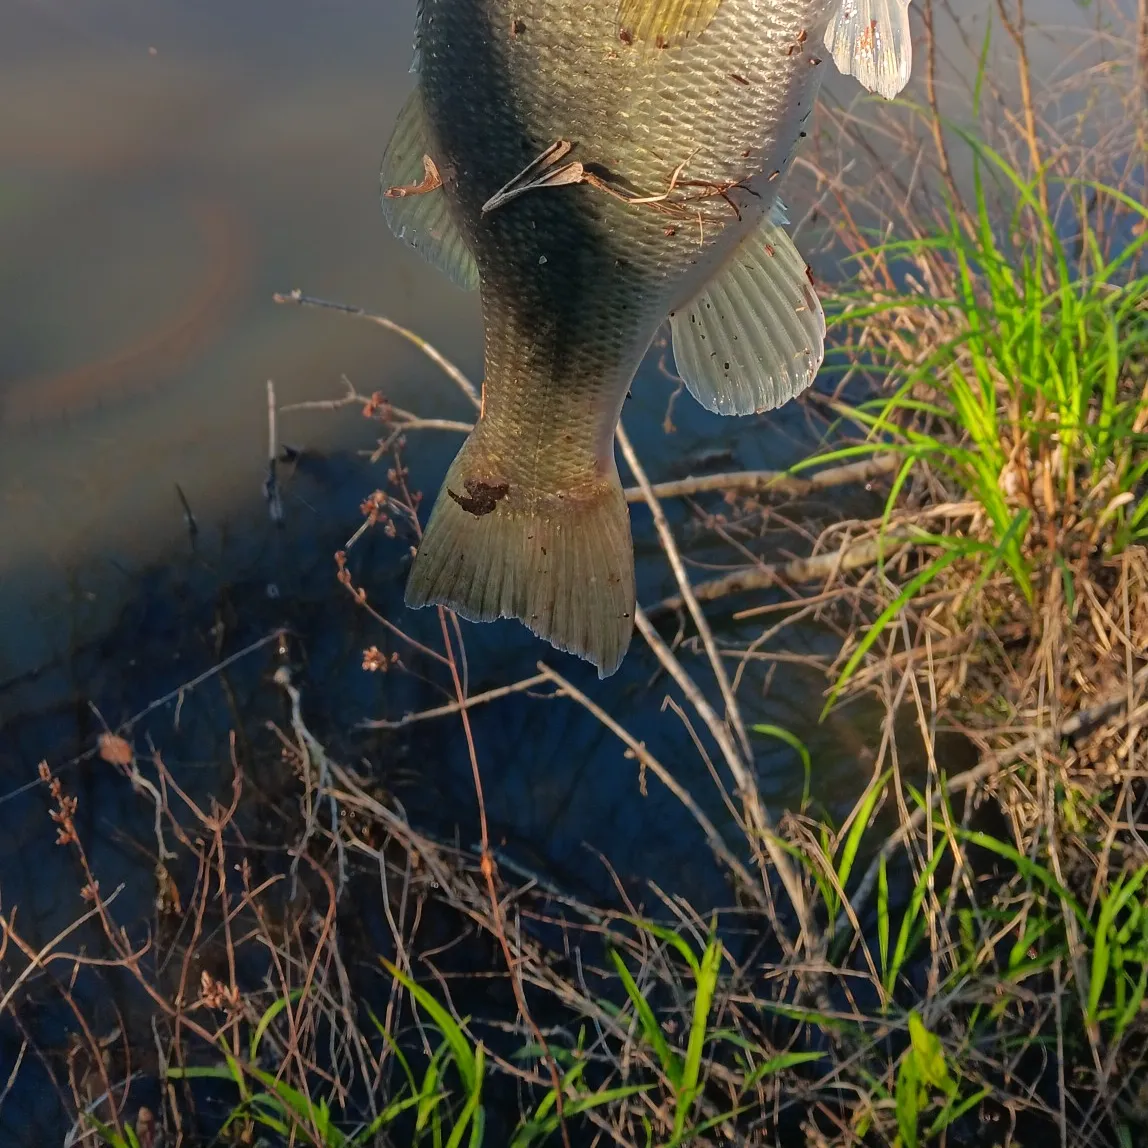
<box><xmin>0</xmin><ymin>0</ymin><xmax>1123</xmax><ymax>682</ymax></box>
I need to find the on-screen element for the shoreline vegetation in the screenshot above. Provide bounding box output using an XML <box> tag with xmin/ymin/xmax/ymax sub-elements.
<box><xmin>3</xmin><ymin>3</ymin><xmax>1147</xmax><ymax>1146</ymax></box>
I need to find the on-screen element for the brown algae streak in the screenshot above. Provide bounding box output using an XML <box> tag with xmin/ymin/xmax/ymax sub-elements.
<box><xmin>2</xmin><ymin>198</ymin><xmax>252</xmax><ymax>427</ymax></box>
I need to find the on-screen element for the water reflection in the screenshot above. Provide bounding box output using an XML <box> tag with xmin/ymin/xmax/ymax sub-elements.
<box><xmin>0</xmin><ymin>0</ymin><xmax>484</xmax><ymax>683</ymax></box>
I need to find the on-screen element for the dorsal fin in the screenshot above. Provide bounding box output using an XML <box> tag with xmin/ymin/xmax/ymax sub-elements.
<box><xmin>669</xmin><ymin>203</ymin><xmax>825</xmax><ymax>416</ymax></box>
<box><xmin>410</xmin><ymin>0</ymin><xmax>424</xmax><ymax>72</ymax></box>
<box><xmin>615</xmin><ymin>0</ymin><xmax>723</xmax><ymax>48</ymax></box>
<box><xmin>379</xmin><ymin>88</ymin><xmax>479</xmax><ymax>292</ymax></box>
<box><xmin>824</xmin><ymin>0</ymin><xmax>914</xmax><ymax>100</ymax></box>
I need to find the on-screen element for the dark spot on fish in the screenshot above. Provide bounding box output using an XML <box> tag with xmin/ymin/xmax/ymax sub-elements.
<box><xmin>447</xmin><ymin>478</ymin><xmax>510</xmax><ymax>517</ymax></box>
<box><xmin>622</xmin><ymin>611</ymin><xmax>631</xmax><ymax>619</ymax></box>
<box><xmin>540</xmin><ymin>546</ymin><xmax>547</xmax><ymax>555</ymax></box>
<box><xmin>619</xmin><ymin>26</ymin><xmax>633</xmax><ymax>45</ymax></box>
<box><xmin>799</xmin><ymin>131</ymin><xmax>807</xmax><ymax>138</ymax></box>
<box><xmin>724</xmin><ymin>362</ymin><xmax>731</xmax><ymax>370</ymax></box>
<box><xmin>512</xmin><ymin>17</ymin><xmax>526</xmax><ymax>36</ymax></box>
<box><xmin>729</xmin><ymin>73</ymin><xmax>750</xmax><ymax>86</ymax></box>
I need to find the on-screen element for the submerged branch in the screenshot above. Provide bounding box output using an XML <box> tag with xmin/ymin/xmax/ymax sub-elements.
<box><xmin>650</xmin><ymin>529</ymin><xmax>916</xmax><ymax>617</ymax></box>
<box><xmin>359</xmin><ymin>672</ymin><xmax>552</xmax><ymax>729</ymax></box>
<box><xmin>535</xmin><ymin>663</ymin><xmax>762</xmax><ymax>900</ymax></box>
<box><xmin>624</xmin><ymin>454</ymin><xmax>899</xmax><ymax>504</ymax></box>
<box><xmin>617</xmin><ymin>422</ymin><xmax>753</xmax><ymax>761</ymax></box>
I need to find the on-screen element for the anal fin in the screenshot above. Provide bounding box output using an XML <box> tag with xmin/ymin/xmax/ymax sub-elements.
<box><xmin>380</xmin><ymin>88</ymin><xmax>479</xmax><ymax>291</ymax></box>
<box><xmin>669</xmin><ymin>202</ymin><xmax>825</xmax><ymax>417</ymax></box>
<box><xmin>824</xmin><ymin>0</ymin><xmax>914</xmax><ymax>100</ymax></box>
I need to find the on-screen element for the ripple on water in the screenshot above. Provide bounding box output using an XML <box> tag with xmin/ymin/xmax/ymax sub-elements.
<box><xmin>1</xmin><ymin>195</ymin><xmax>254</xmax><ymax>426</ymax></box>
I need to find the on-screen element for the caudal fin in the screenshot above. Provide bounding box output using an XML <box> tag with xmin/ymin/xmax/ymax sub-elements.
<box><xmin>406</xmin><ymin>438</ymin><xmax>636</xmax><ymax>677</ymax></box>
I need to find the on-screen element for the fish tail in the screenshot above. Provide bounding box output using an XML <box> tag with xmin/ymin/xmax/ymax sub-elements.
<box><xmin>406</xmin><ymin>434</ymin><xmax>635</xmax><ymax>677</ymax></box>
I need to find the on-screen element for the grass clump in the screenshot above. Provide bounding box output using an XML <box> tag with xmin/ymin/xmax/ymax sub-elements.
<box><xmin>821</xmin><ymin>148</ymin><xmax>1147</xmax><ymax>679</ymax></box>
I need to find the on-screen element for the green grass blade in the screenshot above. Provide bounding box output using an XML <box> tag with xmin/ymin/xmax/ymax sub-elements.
<box><xmin>250</xmin><ymin>988</ymin><xmax>305</xmax><ymax>1063</ymax></box>
<box><xmin>672</xmin><ymin>930</ymin><xmax>722</xmax><ymax>1140</ymax></box>
<box><xmin>607</xmin><ymin>946</ymin><xmax>681</xmax><ymax>1083</ymax></box>
<box><xmin>383</xmin><ymin>960</ymin><xmax>478</xmax><ymax>1093</ymax></box>
<box><xmin>823</xmin><ymin>550</ymin><xmax>962</xmax><ymax>716</ymax></box>
<box><xmin>751</xmin><ymin>724</ymin><xmax>812</xmax><ymax>810</ymax></box>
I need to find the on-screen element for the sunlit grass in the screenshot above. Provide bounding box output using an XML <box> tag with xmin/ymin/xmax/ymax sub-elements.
<box><xmin>801</xmin><ymin>133</ymin><xmax>1148</xmax><ymax>706</ymax></box>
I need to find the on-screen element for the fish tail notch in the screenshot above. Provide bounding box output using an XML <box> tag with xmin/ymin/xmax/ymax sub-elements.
<box><xmin>406</xmin><ymin>442</ymin><xmax>636</xmax><ymax>677</ymax></box>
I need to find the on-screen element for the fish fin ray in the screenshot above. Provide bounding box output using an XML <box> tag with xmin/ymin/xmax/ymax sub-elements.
<box><xmin>670</xmin><ymin>207</ymin><xmax>825</xmax><ymax>416</ymax></box>
<box><xmin>406</xmin><ymin>437</ymin><xmax>635</xmax><ymax>677</ymax></box>
<box><xmin>824</xmin><ymin>0</ymin><xmax>914</xmax><ymax>100</ymax></box>
<box><xmin>380</xmin><ymin>88</ymin><xmax>479</xmax><ymax>291</ymax></box>
<box><xmin>616</xmin><ymin>0</ymin><xmax>723</xmax><ymax>48</ymax></box>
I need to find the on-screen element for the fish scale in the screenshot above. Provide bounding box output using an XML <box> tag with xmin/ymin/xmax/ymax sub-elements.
<box><xmin>382</xmin><ymin>0</ymin><xmax>915</xmax><ymax>674</ymax></box>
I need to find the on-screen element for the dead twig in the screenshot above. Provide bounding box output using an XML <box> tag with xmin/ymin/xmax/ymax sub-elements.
<box><xmin>535</xmin><ymin>662</ymin><xmax>765</xmax><ymax>903</ymax></box>
<box><xmin>617</xmin><ymin>422</ymin><xmax>753</xmax><ymax>761</ymax></box>
<box><xmin>272</xmin><ymin>290</ymin><xmax>480</xmax><ymax>409</ymax></box>
<box><xmin>650</xmin><ymin>530</ymin><xmax>917</xmax><ymax>617</ymax></box>
<box><xmin>274</xmin><ymin>667</ymin><xmax>349</xmax><ymax>901</ymax></box>
<box><xmin>264</xmin><ymin>378</ymin><xmax>284</xmax><ymax>526</ymax></box>
<box><xmin>623</xmin><ymin>454</ymin><xmax>900</xmax><ymax>504</ymax></box>
<box><xmin>359</xmin><ymin>671</ymin><xmax>552</xmax><ymax>729</ymax></box>
<box><xmin>839</xmin><ymin>665</ymin><xmax>1148</xmax><ymax>937</ymax></box>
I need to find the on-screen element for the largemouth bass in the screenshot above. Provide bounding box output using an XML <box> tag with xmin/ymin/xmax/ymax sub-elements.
<box><xmin>381</xmin><ymin>0</ymin><xmax>913</xmax><ymax>675</ymax></box>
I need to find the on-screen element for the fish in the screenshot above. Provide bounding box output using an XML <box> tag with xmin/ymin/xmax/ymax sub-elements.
<box><xmin>380</xmin><ymin>0</ymin><xmax>915</xmax><ymax>677</ymax></box>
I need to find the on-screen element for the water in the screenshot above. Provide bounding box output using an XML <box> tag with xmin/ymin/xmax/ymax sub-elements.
<box><xmin>0</xmin><ymin>0</ymin><xmax>1134</xmax><ymax>1140</ymax></box>
<box><xmin>0</xmin><ymin>0</ymin><xmax>1123</xmax><ymax>684</ymax></box>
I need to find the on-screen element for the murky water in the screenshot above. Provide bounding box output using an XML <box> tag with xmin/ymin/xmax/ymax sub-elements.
<box><xmin>0</xmin><ymin>0</ymin><xmax>1135</xmax><ymax>1140</ymax></box>
<box><xmin>0</xmin><ymin>0</ymin><xmax>1117</xmax><ymax>685</ymax></box>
